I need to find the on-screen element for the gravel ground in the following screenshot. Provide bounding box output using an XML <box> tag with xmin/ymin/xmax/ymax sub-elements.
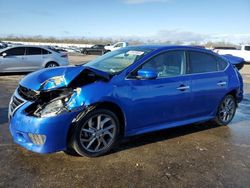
<box><xmin>0</xmin><ymin>55</ymin><xmax>250</xmax><ymax>188</ymax></box>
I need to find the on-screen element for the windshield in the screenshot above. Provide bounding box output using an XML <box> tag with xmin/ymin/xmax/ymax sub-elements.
<box><xmin>84</xmin><ymin>47</ymin><xmax>153</xmax><ymax>74</ymax></box>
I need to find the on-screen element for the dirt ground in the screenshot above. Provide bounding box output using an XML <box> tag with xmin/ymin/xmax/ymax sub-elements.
<box><xmin>0</xmin><ymin>54</ymin><xmax>250</xmax><ymax>188</ymax></box>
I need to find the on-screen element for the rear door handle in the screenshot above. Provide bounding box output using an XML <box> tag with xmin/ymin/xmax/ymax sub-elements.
<box><xmin>177</xmin><ymin>85</ymin><xmax>190</xmax><ymax>91</ymax></box>
<box><xmin>217</xmin><ymin>81</ymin><xmax>227</xmax><ymax>86</ymax></box>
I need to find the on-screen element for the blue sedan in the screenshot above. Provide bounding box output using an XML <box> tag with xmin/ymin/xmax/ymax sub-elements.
<box><xmin>9</xmin><ymin>46</ymin><xmax>243</xmax><ymax>157</ymax></box>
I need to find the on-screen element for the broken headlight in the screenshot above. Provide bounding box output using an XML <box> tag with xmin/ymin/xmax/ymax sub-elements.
<box><xmin>31</xmin><ymin>88</ymin><xmax>85</xmax><ymax>118</ymax></box>
<box><xmin>34</xmin><ymin>99</ymin><xmax>67</xmax><ymax>118</ymax></box>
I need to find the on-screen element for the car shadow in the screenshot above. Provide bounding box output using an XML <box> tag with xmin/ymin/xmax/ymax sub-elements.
<box><xmin>0</xmin><ymin>107</ymin><xmax>8</xmax><ymax>124</ymax></box>
<box><xmin>0</xmin><ymin>72</ymin><xmax>30</xmax><ymax>76</ymax></box>
<box><xmin>109</xmin><ymin>121</ymin><xmax>222</xmax><ymax>155</ymax></box>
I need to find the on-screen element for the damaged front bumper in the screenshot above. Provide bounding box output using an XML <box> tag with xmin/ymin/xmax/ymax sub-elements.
<box><xmin>8</xmin><ymin>65</ymin><xmax>109</xmax><ymax>154</ymax></box>
<box><xmin>9</xmin><ymin>101</ymin><xmax>81</xmax><ymax>154</ymax></box>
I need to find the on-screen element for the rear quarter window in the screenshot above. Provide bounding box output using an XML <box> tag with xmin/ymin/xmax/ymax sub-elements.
<box><xmin>216</xmin><ymin>56</ymin><xmax>228</xmax><ymax>71</ymax></box>
<box><xmin>41</xmin><ymin>48</ymin><xmax>51</xmax><ymax>54</ymax></box>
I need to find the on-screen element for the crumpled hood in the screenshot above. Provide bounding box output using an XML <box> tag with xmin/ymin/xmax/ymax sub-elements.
<box><xmin>20</xmin><ymin>65</ymin><xmax>110</xmax><ymax>91</ymax></box>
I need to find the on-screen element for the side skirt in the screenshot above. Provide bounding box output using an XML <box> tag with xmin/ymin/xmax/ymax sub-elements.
<box><xmin>125</xmin><ymin>116</ymin><xmax>214</xmax><ymax>137</ymax></box>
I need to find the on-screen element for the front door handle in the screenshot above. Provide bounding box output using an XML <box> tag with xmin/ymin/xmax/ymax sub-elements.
<box><xmin>177</xmin><ymin>85</ymin><xmax>190</xmax><ymax>91</ymax></box>
<box><xmin>217</xmin><ymin>81</ymin><xmax>227</xmax><ymax>86</ymax></box>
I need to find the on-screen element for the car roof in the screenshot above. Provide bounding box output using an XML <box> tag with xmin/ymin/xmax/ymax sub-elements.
<box><xmin>0</xmin><ymin>45</ymin><xmax>53</xmax><ymax>52</ymax></box>
<box><xmin>126</xmin><ymin>45</ymin><xmax>213</xmax><ymax>53</ymax></box>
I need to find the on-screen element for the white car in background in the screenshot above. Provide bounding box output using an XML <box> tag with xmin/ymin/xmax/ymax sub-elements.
<box><xmin>0</xmin><ymin>45</ymin><xmax>69</xmax><ymax>73</ymax></box>
<box><xmin>214</xmin><ymin>45</ymin><xmax>250</xmax><ymax>63</ymax></box>
<box><xmin>105</xmin><ymin>42</ymin><xmax>128</xmax><ymax>52</ymax></box>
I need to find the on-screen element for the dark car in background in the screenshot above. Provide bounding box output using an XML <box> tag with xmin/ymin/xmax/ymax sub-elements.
<box><xmin>0</xmin><ymin>42</ymin><xmax>8</xmax><ymax>49</ymax></box>
<box><xmin>81</xmin><ymin>45</ymin><xmax>106</xmax><ymax>55</ymax></box>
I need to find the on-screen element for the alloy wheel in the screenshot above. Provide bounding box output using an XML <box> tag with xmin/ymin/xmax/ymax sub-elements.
<box><xmin>79</xmin><ymin>114</ymin><xmax>116</xmax><ymax>153</ymax></box>
<box><xmin>218</xmin><ymin>95</ymin><xmax>236</xmax><ymax>123</ymax></box>
<box><xmin>47</xmin><ymin>63</ymin><xmax>57</xmax><ymax>67</ymax></box>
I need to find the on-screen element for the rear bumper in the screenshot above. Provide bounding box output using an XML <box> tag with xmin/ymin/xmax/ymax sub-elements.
<box><xmin>59</xmin><ymin>59</ymin><xmax>69</xmax><ymax>66</ymax></box>
<box><xmin>9</xmin><ymin>103</ymin><xmax>80</xmax><ymax>154</ymax></box>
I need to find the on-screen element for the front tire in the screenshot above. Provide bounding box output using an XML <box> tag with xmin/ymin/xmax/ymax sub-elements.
<box><xmin>214</xmin><ymin>95</ymin><xmax>236</xmax><ymax>126</ymax></box>
<box><xmin>71</xmin><ymin>109</ymin><xmax>120</xmax><ymax>157</ymax></box>
<box><xmin>63</xmin><ymin>148</ymin><xmax>80</xmax><ymax>156</ymax></box>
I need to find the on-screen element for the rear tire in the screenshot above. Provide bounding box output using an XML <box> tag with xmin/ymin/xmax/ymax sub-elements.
<box><xmin>71</xmin><ymin>108</ymin><xmax>120</xmax><ymax>157</ymax></box>
<box><xmin>214</xmin><ymin>95</ymin><xmax>236</xmax><ymax>126</ymax></box>
<box><xmin>83</xmin><ymin>50</ymin><xmax>88</xmax><ymax>55</ymax></box>
<box><xmin>45</xmin><ymin>62</ymin><xmax>59</xmax><ymax>68</ymax></box>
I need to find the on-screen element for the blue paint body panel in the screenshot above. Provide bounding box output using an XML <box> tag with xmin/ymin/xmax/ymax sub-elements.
<box><xmin>9</xmin><ymin>102</ymin><xmax>81</xmax><ymax>153</ymax></box>
<box><xmin>9</xmin><ymin>46</ymin><xmax>244</xmax><ymax>154</ymax></box>
<box><xmin>20</xmin><ymin>66</ymin><xmax>84</xmax><ymax>91</ymax></box>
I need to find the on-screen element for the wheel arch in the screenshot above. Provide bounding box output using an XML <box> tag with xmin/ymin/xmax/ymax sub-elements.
<box><xmin>214</xmin><ymin>88</ymin><xmax>238</xmax><ymax>118</ymax></box>
<box><xmin>226</xmin><ymin>88</ymin><xmax>239</xmax><ymax>106</ymax></box>
<box><xmin>67</xmin><ymin>101</ymin><xmax>126</xmax><ymax>143</ymax></box>
<box><xmin>44</xmin><ymin>61</ymin><xmax>59</xmax><ymax>68</ymax></box>
<box><xmin>227</xmin><ymin>89</ymin><xmax>237</xmax><ymax>98</ymax></box>
<box><xmin>93</xmin><ymin>101</ymin><xmax>126</xmax><ymax>137</ymax></box>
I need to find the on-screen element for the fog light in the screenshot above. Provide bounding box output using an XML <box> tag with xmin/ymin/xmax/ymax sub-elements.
<box><xmin>28</xmin><ymin>133</ymin><xmax>46</xmax><ymax>145</ymax></box>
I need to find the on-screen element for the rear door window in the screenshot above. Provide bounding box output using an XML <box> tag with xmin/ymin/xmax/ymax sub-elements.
<box><xmin>4</xmin><ymin>47</ymin><xmax>25</xmax><ymax>56</ymax></box>
<box><xmin>188</xmin><ymin>51</ymin><xmax>218</xmax><ymax>74</ymax></box>
<box><xmin>26</xmin><ymin>47</ymin><xmax>42</xmax><ymax>55</ymax></box>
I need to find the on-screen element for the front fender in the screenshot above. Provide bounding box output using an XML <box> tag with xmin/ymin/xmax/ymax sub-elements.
<box><xmin>65</xmin><ymin>81</ymin><xmax>128</xmax><ymax>134</ymax></box>
<box><xmin>68</xmin><ymin>82</ymin><xmax>122</xmax><ymax>109</ymax></box>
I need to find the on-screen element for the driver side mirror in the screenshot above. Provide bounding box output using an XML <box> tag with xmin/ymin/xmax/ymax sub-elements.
<box><xmin>2</xmin><ymin>52</ymin><xmax>7</xmax><ymax>58</ymax></box>
<box><xmin>137</xmin><ymin>68</ymin><xmax>157</xmax><ymax>79</ymax></box>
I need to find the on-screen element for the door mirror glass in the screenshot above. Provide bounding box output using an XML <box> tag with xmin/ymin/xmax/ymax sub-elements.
<box><xmin>2</xmin><ymin>52</ymin><xmax>7</xmax><ymax>57</ymax></box>
<box><xmin>137</xmin><ymin>68</ymin><xmax>157</xmax><ymax>79</ymax></box>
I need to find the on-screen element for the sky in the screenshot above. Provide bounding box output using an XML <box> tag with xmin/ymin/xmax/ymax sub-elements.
<box><xmin>0</xmin><ymin>0</ymin><xmax>250</xmax><ymax>44</ymax></box>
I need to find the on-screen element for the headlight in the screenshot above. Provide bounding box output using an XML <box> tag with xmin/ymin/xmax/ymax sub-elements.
<box><xmin>31</xmin><ymin>87</ymin><xmax>85</xmax><ymax>118</ymax></box>
<box><xmin>35</xmin><ymin>99</ymin><xmax>67</xmax><ymax>118</ymax></box>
